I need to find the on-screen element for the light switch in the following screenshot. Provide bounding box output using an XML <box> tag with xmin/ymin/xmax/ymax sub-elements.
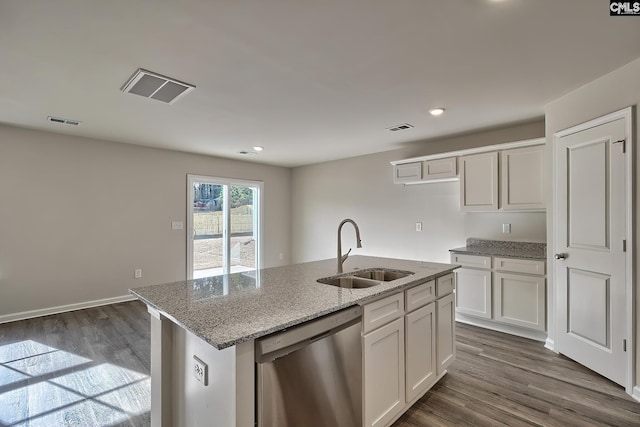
<box><xmin>502</xmin><ymin>223</ymin><xmax>511</xmax><ymax>234</ymax></box>
<box><xmin>415</xmin><ymin>222</ymin><xmax>422</xmax><ymax>232</ymax></box>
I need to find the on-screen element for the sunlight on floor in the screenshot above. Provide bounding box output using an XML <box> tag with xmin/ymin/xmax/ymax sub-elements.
<box><xmin>0</xmin><ymin>340</ymin><xmax>150</xmax><ymax>426</ymax></box>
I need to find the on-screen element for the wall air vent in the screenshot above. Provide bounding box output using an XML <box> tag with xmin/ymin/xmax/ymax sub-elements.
<box><xmin>48</xmin><ymin>116</ymin><xmax>81</xmax><ymax>126</ymax></box>
<box><xmin>121</xmin><ymin>68</ymin><xmax>195</xmax><ymax>104</ymax></box>
<box><xmin>387</xmin><ymin>123</ymin><xmax>414</xmax><ymax>132</ymax></box>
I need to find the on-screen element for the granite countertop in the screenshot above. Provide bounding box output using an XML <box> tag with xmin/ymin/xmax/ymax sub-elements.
<box><xmin>449</xmin><ymin>238</ymin><xmax>547</xmax><ymax>260</ymax></box>
<box><xmin>130</xmin><ymin>256</ymin><xmax>458</xmax><ymax>350</ymax></box>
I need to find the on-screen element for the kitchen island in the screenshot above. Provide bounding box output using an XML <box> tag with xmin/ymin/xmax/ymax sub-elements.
<box><xmin>130</xmin><ymin>255</ymin><xmax>459</xmax><ymax>427</ymax></box>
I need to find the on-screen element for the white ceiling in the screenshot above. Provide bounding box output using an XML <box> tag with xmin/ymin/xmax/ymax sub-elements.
<box><xmin>1</xmin><ymin>1</ymin><xmax>639</xmax><ymax>167</ymax></box>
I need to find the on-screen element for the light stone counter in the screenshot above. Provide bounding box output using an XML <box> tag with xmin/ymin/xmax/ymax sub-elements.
<box><xmin>130</xmin><ymin>255</ymin><xmax>458</xmax><ymax>350</ymax></box>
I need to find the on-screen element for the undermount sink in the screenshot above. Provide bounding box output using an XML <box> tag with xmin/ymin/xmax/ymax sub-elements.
<box><xmin>351</xmin><ymin>269</ymin><xmax>414</xmax><ymax>282</ymax></box>
<box><xmin>317</xmin><ymin>275</ymin><xmax>382</xmax><ymax>289</ymax></box>
<box><xmin>317</xmin><ymin>268</ymin><xmax>414</xmax><ymax>289</ymax></box>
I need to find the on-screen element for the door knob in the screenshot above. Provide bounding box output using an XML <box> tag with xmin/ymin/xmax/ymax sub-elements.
<box><xmin>554</xmin><ymin>253</ymin><xmax>567</xmax><ymax>260</ymax></box>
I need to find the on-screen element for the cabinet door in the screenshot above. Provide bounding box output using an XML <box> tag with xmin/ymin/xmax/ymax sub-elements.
<box><xmin>459</xmin><ymin>152</ymin><xmax>499</xmax><ymax>211</ymax></box>
<box><xmin>501</xmin><ymin>145</ymin><xmax>545</xmax><ymax>210</ymax></box>
<box><xmin>454</xmin><ymin>268</ymin><xmax>492</xmax><ymax>319</ymax></box>
<box><xmin>436</xmin><ymin>293</ymin><xmax>456</xmax><ymax>375</ymax></box>
<box><xmin>363</xmin><ymin>317</ymin><xmax>405</xmax><ymax>427</ymax></box>
<box><xmin>424</xmin><ymin>157</ymin><xmax>457</xmax><ymax>181</ymax></box>
<box><xmin>494</xmin><ymin>272</ymin><xmax>546</xmax><ymax>331</ymax></box>
<box><xmin>393</xmin><ymin>162</ymin><xmax>422</xmax><ymax>184</ymax></box>
<box><xmin>405</xmin><ymin>303</ymin><xmax>436</xmax><ymax>402</ymax></box>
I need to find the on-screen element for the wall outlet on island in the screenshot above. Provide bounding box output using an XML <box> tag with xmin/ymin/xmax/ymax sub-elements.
<box><xmin>193</xmin><ymin>355</ymin><xmax>208</xmax><ymax>386</ymax></box>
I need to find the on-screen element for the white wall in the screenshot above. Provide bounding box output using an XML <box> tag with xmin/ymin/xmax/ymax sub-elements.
<box><xmin>291</xmin><ymin>120</ymin><xmax>546</xmax><ymax>265</ymax></box>
<box><xmin>0</xmin><ymin>125</ymin><xmax>291</xmax><ymax>318</ymax></box>
<box><xmin>544</xmin><ymin>57</ymin><xmax>640</xmax><ymax>394</ymax></box>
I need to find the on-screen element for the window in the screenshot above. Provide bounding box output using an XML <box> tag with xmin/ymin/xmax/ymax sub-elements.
<box><xmin>187</xmin><ymin>175</ymin><xmax>263</xmax><ymax>279</ymax></box>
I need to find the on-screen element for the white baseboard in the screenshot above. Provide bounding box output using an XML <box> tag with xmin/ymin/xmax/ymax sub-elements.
<box><xmin>0</xmin><ymin>294</ymin><xmax>137</xmax><ymax>324</ymax></box>
<box><xmin>544</xmin><ymin>338</ymin><xmax>556</xmax><ymax>352</ymax></box>
<box><xmin>633</xmin><ymin>386</ymin><xmax>640</xmax><ymax>403</ymax></box>
<box><xmin>456</xmin><ymin>314</ymin><xmax>548</xmax><ymax>343</ymax></box>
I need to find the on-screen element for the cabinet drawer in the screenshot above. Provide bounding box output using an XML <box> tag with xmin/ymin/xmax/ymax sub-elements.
<box><xmin>450</xmin><ymin>253</ymin><xmax>491</xmax><ymax>270</ymax></box>
<box><xmin>494</xmin><ymin>257</ymin><xmax>545</xmax><ymax>275</ymax></box>
<box><xmin>363</xmin><ymin>293</ymin><xmax>404</xmax><ymax>334</ymax></box>
<box><xmin>405</xmin><ymin>281</ymin><xmax>435</xmax><ymax>313</ymax></box>
<box><xmin>436</xmin><ymin>273</ymin><xmax>455</xmax><ymax>297</ymax></box>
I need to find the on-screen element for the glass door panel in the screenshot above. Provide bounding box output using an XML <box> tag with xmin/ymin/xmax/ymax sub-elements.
<box><xmin>229</xmin><ymin>185</ymin><xmax>257</xmax><ymax>274</ymax></box>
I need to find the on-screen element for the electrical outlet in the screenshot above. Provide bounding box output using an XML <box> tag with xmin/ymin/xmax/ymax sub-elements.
<box><xmin>415</xmin><ymin>222</ymin><xmax>422</xmax><ymax>232</ymax></box>
<box><xmin>502</xmin><ymin>224</ymin><xmax>511</xmax><ymax>234</ymax></box>
<box><xmin>193</xmin><ymin>356</ymin><xmax>208</xmax><ymax>386</ymax></box>
<box><xmin>134</xmin><ymin>269</ymin><xmax>142</xmax><ymax>279</ymax></box>
<box><xmin>171</xmin><ymin>221</ymin><xmax>184</xmax><ymax>230</ymax></box>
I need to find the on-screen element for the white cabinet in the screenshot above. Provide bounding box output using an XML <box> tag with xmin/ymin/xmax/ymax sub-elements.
<box><xmin>493</xmin><ymin>257</ymin><xmax>546</xmax><ymax>331</ymax></box>
<box><xmin>362</xmin><ymin>272</ymin><xmax>456</xmax><ymax>426</ymax></box>
<box><xmin>363</xmin><ymin>317</ymin><xmax>405</xmax><ymax>427</ymax></box>
<box><xmin>424</xmin><ymin>157</ymin><xmax>457</xmax><ymax>181</ymax></box>
<box><xmin>393</xmin><ymin>157</ymin><xmax>456</xmax><ymax>184</ymax></box>
<box><xmin>454</xmin><ymin>267</ymin><xmax>492</xmax><ymax>319</ymax></box>
<box><xmin>452</xmin><ymin>252</ymin><xmax>547</xmax><ymax>337</ymax></box>
<box><xmin>436</xmin><ymin>292</ymin><xmax>455</xmax><ymax>375</ymax></box>
<box><xmin>405</xmin><ymin>303</ymin><xmax>436</xmax><ymax>402</ymax></box>
<box><xmin>459</xmin><ymin>152</ymin><xmax>499</xmax><ymax>211</ymax></box>
<box><xmin>501</xmin><ymin>145</ymin><xmax>545</xmax><ymax>211</ymax></box>
<box><xmin>393</xmin><ymin>162</ymin><xmax>422</xmax><ymax>184</ymax></box>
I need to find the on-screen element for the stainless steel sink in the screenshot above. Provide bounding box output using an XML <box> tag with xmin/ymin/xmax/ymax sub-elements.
<box><xmin>317</xmin><ymin>268</ymin><xmax>414</xmax><ymax>289</ymax></box>
<box><xmin>351</xmin><ymin>268</ymin><xmax>414</xmax><ymax>282</ymax></box>
<box><xmin>317</xmin><ymin>275</ymin><xmax>382</xmax><ymax>289</ymax></box>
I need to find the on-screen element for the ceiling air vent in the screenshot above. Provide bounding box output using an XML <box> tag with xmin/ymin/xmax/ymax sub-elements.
<box><xmin>121</xmin><ymin>68</ymin><xmax>195</xmax><ymax>104</ymax></box>
<box><xmin>387</xmin><ymin>123</ymin><xmax>414</xmax><ymax>132</ymax></box>
<box><xmin>48</xmin><ymin>116</ymin><xmax>81</xmax><ymax>126</ymax></box>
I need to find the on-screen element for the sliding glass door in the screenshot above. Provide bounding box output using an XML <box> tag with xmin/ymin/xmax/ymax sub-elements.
<box><xmin>187</xmin><ymin>175</ymin><xmax>262</xmax><ymax>279</ymax></box>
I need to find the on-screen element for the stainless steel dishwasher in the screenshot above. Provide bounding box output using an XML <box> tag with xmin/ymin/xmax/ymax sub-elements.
<box><xmin>255</xmin><ymin>306</ymin><xmax>362</xmax><ymax>427</ymax></box>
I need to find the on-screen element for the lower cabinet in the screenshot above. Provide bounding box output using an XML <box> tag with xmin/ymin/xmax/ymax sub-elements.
<box><xmin>362</xmin><ymin>273</ymin><xmax>455</xmax><ymax>427</ymax></box>
<box><xmin>451</xmin><ymin>253</ymin><xmax>546</xmax><ymax>337</ymax></box>
<box><xmin>454</xmin><ymin>267</ymin><xmax>492</xmax><ymax>319</ymax></box>
<box><xmin>405</xmin><ymin>303</ymin><xmax>436</xmax><ymax>402</ymax></box>
<box><xmin>493</xmin><ymin>272</ymin><xmax>546</xmax><ymax>331</ymax></box>
<box><xmin>363</xmin><ymin>317</ymin><xmax>405</xmax><ymax>427</ymax></box>
<box><xmin>436</xmin><ymin>293</ymin><xmax>456</xmax><ymax>375</ymax></box>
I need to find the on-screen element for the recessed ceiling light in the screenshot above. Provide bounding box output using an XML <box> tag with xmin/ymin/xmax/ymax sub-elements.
<box><xmin>252</xmin><ymin>146</ymin><xmax>264</xmax><ymax>152</ymax></box>
<box><xmin>429</xmin><ymin>108</ymin><xmax>445</xmax><ymax>116</ymax></box>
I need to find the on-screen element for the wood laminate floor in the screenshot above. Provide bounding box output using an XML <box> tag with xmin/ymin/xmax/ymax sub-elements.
<box><xmin>394</xmin><ymin>322</ymin><xmax>640</xmax><ymax>427</ymax></box>
<box><xmin>0</xmin><ymin>301</ymin><xmax>150</xmax><ymax>427</ymax></box>
<box><xmin>1</xmin><ymin>301</ymin><xmax>639</xmax><ymax>426</ymax></box>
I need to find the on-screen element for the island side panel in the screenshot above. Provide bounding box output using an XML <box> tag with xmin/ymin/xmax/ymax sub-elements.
<box><xmin>149</xmin><ymin>307</ymin><xmax>173</xmax><ymax>427</ymax></box>
<box><xmin>148</xmin><ymin>305</ymin><xmax>255</xmax><ymax>427</ymax></box>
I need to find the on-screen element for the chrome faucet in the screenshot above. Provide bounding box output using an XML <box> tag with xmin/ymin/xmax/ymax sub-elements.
<box><xmin>337</xmin><ymin>219</ymin><xmax>362</xmax><ymax>273</ymax></box>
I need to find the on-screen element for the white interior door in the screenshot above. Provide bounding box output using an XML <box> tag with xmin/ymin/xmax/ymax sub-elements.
<box><xmin>554</xmin><ymin>117</ymin><xmax>627</xmax><ymax>386</ymax></box>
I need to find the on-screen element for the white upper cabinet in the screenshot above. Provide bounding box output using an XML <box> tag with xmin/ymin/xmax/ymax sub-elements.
<box><xmin>501</xmin><ymin>145</ymin><xmax>545</xmax><ymax>210</ymax></box>
<box><xmin>424</xmin><ymin>157</ymin><xmax>457</xmax><ymax>181</ymax></box>
<box><xmin>459</xmin><ymin>152</ymin><xmax>499</xmax><ymax>211</ymax></box>
<box><xmin>393</xmin><ymin>162</ymin><xmax>422</xmax><ymax>184</ymax></box>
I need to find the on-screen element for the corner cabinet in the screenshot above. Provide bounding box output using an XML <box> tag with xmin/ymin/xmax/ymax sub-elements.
<box><xmin>362</xmin><ymin>273</ymin><xmax>455</xmax><ymax>427</ymax></box>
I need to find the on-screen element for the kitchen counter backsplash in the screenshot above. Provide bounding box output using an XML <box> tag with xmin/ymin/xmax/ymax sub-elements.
<box><xmin>449</xmin><ymin>238</ymin><xmax>546</xmax><ymax>260</ymax></box>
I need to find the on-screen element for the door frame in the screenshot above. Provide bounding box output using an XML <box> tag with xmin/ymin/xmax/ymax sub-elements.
<box><xmin>552</xmin><ymin>106</ymin><xmax>634</xmax><ymax>394</ymax></box>
<box><xmin>186</xmin><ymin>174</ymin><xmax>264</xmax><ymax>280</ymax></box>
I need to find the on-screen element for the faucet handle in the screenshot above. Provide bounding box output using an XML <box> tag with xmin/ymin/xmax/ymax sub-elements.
<box><xmin>341</xmin><ymin>248</ymin><xmax>352</xmax><ymax>263</ymax></box>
